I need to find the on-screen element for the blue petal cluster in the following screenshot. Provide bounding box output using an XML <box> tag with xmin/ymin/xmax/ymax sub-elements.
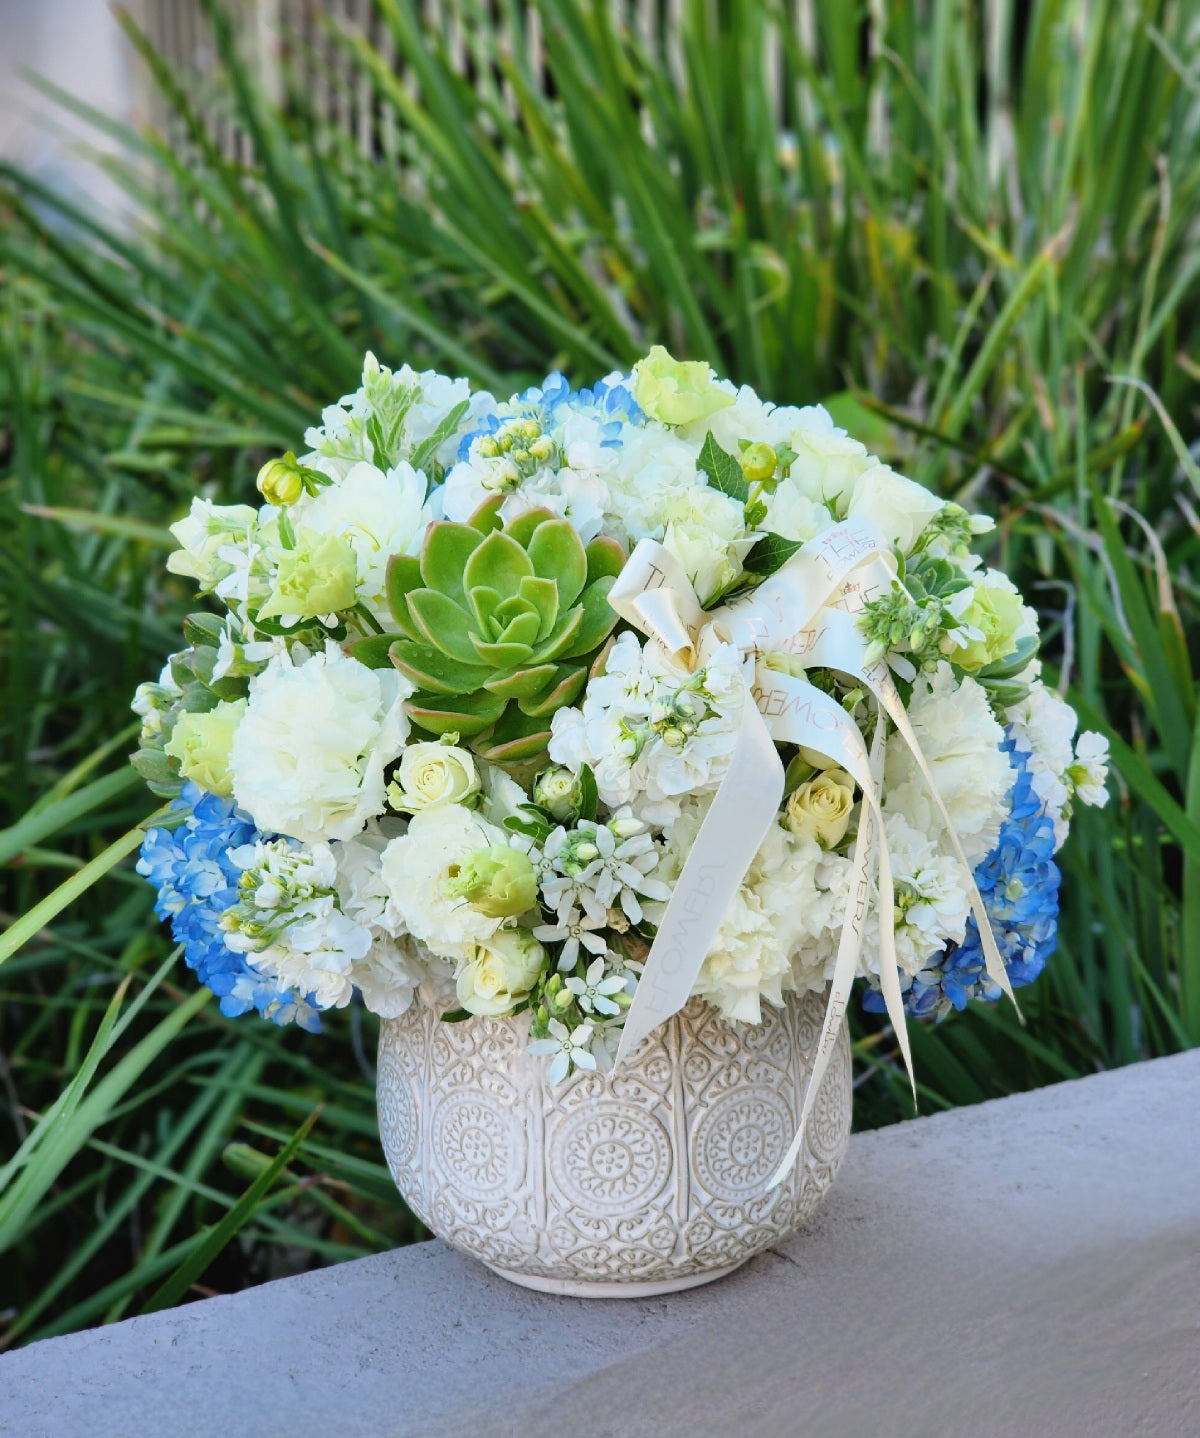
<box><xmin>136</xmin><ymin>783</ymin><xmax>321</xmax><ymax>1031</ymax></box>
<box><xmin>864</xmin><ymin>733</ymin><xmax>1061</xmax><ymax>1020</ymax></box>
<box><xmin>457</xmin><ymin>371</ymin><xmax>641</xmax><ymax>460</ymax></box>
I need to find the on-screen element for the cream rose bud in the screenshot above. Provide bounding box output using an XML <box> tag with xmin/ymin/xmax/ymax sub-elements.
<box><xmin>785</xmin><ymin>769</ymin><xmax>856</xmax><ymax>849</ymax></box>
<box><xmin>164</xmin><ymin>699</ymin><xmax>247</xmax><ymax>798</ymax></box>
<box><xmin>389</xmin><ymin>742</ymin><xmax>479</xmax><ymax>813</ymax></box>
<box><xmin>532</xmin><ymin>765</ymin><xmax>582</xmax><ymax>821</ymax></box>
<box><xmin>844</xmin><ymin>463</ymin><xmax>944</xmax><ymax>554</ymax></box>
<box><xmin>455</xmin><ymin>929</ymin><xmax>546</xmax><ymax>1017</ymax></box>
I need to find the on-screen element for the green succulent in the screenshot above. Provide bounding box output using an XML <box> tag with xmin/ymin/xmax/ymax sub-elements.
<box><xmin>353</xmin><ymin>502</ymin><xmax>623</xmax><ymax>764</ymax></box>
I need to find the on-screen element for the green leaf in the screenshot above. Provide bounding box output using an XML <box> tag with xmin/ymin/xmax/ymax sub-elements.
<box><xmin>385</xmin><ymin>553</ymin><xmax>424</xmax><ymax>634</ymax></box>
<box><xmin>419</xmin><ymin>521</ymin><xmax>483</xmax><ymax>601</ymax></box>
<box><xmin>464</xmin><ymin>530</ymin><xmax>534</xmax><ymax>596</ymax></box>
<box><xmin>409</xmin><ymin>398</ymin><xmax>470</xmax><ymax>475</ymax></box>
<box><xmin>525</xmin><ymin>517</ymin><xmax>587</xmax><ymax>608</ymax></box>
<box><xmin>140</xmin><ymin>1105</ymin><xmax>322</xmax><ymax>1314</ymax></box>
<box><xmin>389</xmin><ymin>641</ymin><xmax>490</xmax><ymax>696</ymax></box>
<box><xmin>439</xmin><ymin>1007</ymin><xmax>474</xmax><ymax>1023</ymax></box>
<box><xmin>697</xmin><ymin>432</ymin><xmax>749</xmax><ymax>503</ymax></box>
<box><xmin>743</xmin><ymin>532</ymin><xmax>804</xmax><ymax>576</ymax></box>
<box><xmin>578</xmin><ymin>764</ymin><xmax>599</xmax><ymax>823</ymax></box>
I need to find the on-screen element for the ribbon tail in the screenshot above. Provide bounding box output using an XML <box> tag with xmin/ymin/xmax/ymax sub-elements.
<box><xmin>613</xmin><ymin>702</ymin><xmax>784</xmax><ymax>1066</ymax></box>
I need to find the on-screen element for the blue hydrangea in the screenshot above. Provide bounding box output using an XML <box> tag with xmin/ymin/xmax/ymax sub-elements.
<box><xmin>863</xmin><ymin>733</ymin><xmax>1061</xmax><ymax>1020</ymax></box>
<box><xmin>456</xmin><ymin>371</ymin><xmax>642</xmax><ymax>461</ymax></box>
<box><xmin>137</xmin><ymin>783</ymin><xmax>322</xmax><ymax>1031</ymax></box>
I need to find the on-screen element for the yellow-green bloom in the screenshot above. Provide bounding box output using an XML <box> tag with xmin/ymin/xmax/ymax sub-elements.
<box><xmin>784</xmin><ymin>768</ymin><xmax>856</xmax><ymax>849</ymax></box>
<box><xmin>258</xmin><ymin>530</ymin><xmax>358</xmax><ymax>620</ymax></box>
<box><xmin>952</xmin><ymin>581</ymin><xmax>1030</xmax><ymax>671</ymax></box>
<box><xmin>256</xmin><ymin>458</ymin><xmax>303</xmax><ymax>507</ymax></box>
<box><xmin>164</xmin><ymin>699</ymin><xmax>247</xmax><ymax>798</ymax></box>
<box><xmin>631</xmin><ymin>345</ymin><xmax>735</xmax><ymax>427</ymax></box>
<box><xmin>444</xmin><ymin>845</ymin><xmax>538</xmax><ymax>918</ymax></box>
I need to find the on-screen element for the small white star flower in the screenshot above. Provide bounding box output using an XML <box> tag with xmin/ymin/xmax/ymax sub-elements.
<box><xmin>527</xmin><ymin>1018</ymin><xmax>597</xmax><ymax>1084</ymax></box>
<box><xmin>565</xmin><ymin>957</ymin><xmax>626</xmax><ymax>1016</ymax></box>
<box><xmin>532</xmin><ymin>907</ymin><xmax>609</xmax><ymax>972</ymax></box>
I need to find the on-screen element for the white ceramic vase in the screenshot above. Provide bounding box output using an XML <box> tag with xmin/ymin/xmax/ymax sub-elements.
<box><xmin>376</xmin><ymin>985</ymin><xmax>852</xmax><ymax>1297</ymax></box>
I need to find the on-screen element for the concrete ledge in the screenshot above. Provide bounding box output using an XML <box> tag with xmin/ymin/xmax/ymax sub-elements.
<box><xmin>3</xmin><ymin>1052</ymin><xmax>1198</xmax><ymax>1438</ymax></box>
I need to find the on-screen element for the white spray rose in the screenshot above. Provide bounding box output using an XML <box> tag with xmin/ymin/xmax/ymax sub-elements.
<box><xmin>844</xmin><ymin>463</ymin><xmax>944</xmax><ymax>554</ymax></box>
<box><xmin>388</xmin><ymin>742</ymin><xmax>479</xmax><ymax>813</ymax></box>
<box><xmin>660</xmin><ymin>486</ymin><xmax>750</xmax><ymax>607</ymax></box>
<box><xmin>231</xmin><ymin>641</ymin><xmax>413</xmax><ymax>844</ymax></box>
<box><xmin>785</xmin><ymin>769</ymin><xmax>856</xmax><ymax>849</ymax></box>
<box><xmin>455</xmin><ymin>929</ymin><xmax>546</xmax><ymax>1017</ymax></box>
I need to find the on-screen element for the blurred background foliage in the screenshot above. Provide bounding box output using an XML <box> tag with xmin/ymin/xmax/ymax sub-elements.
<box><xmin>1</xmin><ymin>0</ymin><xmax>1198</xmax><ymax>1345</ymax></box>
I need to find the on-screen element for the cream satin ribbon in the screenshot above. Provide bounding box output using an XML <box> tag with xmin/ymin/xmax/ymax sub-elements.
<box><xmin>607</xmin><ymin>519</ymin><xmax>1017</xmax><ymax>1188</ymax></box>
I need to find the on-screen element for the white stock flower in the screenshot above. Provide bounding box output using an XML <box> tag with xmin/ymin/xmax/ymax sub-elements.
<box><xmin>1006</xmin><ymin>678</ymin><xmax>1079</xmax><ymax>848</ymax></box>
<box><xmin>222</xmin><ymin>839</ymin><xmax>372</xmax><ymax>1011</ymax></box>
<box><xmin>378</xmin><ymin>803</ymin><xmax>509</xmax><ymax>959</ymax></box>
<box><xmin>549</xmin><ymin>631</ymin><xmax>748</xmax><ymax>829</ymax></box>
<box><xmin>883</xmin><ymin>661</ymin><xmax>1012</xmax><ymax>867</ymax></box>
<box><xmin>1070</xmin><ymin>732</ymin><xmax>1110</xmax><ymax>808</ymax></box>
<box><xmin>231</xmin><ymin>641</ymin><xmax>413</xmax><ymax>844</ymax></box>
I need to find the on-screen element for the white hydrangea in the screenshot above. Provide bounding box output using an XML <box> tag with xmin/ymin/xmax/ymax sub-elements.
<box><xmin>223</xmin><ymin>839</ymin><xmax>372</xmax><ymax>1011</ymax></box>
<box><xmin>231</xmin><ymin>641</ymin><xmax>413</xmax><ymax>844</ymax></box>
<box><xmin>600</xmin><ymin>423</ymin><xmax>706</xmax><ymax>544</ymax></box>
<box><xmin>549</xmin><ymin>630</ymin><xmax>747</xmax><ymax>828</ymax></box>
<box><xmin>883</xmin><ymin>661</ymin><xmax>1012</xmax><ymax>867</ymax></box>
<box><xmin>294</xmin><ymin>460</ymin><xmax>437</xmax><ymax>611</ymax></box>
<box><xmin>378</xmin><ymin>804</ymin><xmax>510</xmax><ymax>960</ymax></box>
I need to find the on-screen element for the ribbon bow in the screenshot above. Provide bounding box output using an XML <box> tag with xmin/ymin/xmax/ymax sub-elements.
<box><xmin>607</xmin><ymin>518</ymin><xmax>1017</xmax><ymax>1186</ymax></box>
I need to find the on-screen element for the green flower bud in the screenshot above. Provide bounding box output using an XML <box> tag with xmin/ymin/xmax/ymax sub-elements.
<box><xmin>740</xmin><ymin>441</ymin><xmax>777</xmax><ymax>482</ymax></box>
<box><xmin>532</xmin><ymin>765</ymin><xmax>583</xmax><ymax>822</ymax></box>
<box><xmin>256</xmin><ymin>458</ymin><xmax>303</xmax><ymax>507</ymax></box>
<box><xmin>443</xmin><ymin>845</ymin><xmax>538</xmax><ymax>918</ymax></box>
<box><xmin>257</xmin><ymin>530</ymin><xmax>358</xmax><ymax>620</ymax></box>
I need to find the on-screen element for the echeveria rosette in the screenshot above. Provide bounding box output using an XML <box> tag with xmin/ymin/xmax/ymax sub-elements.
<box><xmin>356</xmin><ymin>504</ymin><xmax>624</xmax><ymax>764</ymax></box>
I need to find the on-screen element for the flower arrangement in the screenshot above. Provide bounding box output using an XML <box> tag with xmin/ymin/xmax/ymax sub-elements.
<box><xmin>133</xmin><ymin>348</ymin><xmax>1109</xmax><ymax>1111</ymax></box>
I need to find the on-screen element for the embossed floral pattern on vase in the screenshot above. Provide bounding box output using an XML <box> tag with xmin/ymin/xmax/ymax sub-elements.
<box><xmin>377</xmin><ymin>985</ymin><xmax>851</xmax><ymax>1291</ymax></box>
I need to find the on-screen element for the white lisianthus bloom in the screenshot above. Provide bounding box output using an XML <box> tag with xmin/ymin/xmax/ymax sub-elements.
<box><xmin>231</xmin><ymin>641</ymin><xmax>413</xmax><ymax>844</ymax></box>
<box><xmin>844</xmin><ymin>463</ymin><xmax>945</xmax><ymax>554</ymax></box>
<box><xmin>878</xmin><ymin>812</ymin><xmax>971</xmax><ymax>975</ymax></box>
<box><xmin>660</xmin><ymin>486</ymin><xmax>752</xmax><ymax>607</ymax></box>
<box><xmin>883</xmin><ymin>662</ymin><xmax>1012</xmax><ymax>867</ymax></box>
<box><xmin>166</xmin><ymin>499</ymin><xmax>259</xmax><ymax>594</ymax></box>
<box><xmin>295</xmin><ymin>460</ymin><xmax>435</xmax><ymax>610</ymax></box>
<box><xmin>378</xmin><ymin>804</ymin><xmax>511</xmax><ymax>959</ymax></box>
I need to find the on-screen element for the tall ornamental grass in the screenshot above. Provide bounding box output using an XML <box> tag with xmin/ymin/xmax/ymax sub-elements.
<box><xmin>1</xmin><ymin>0</ymin><xmax>1197</xmax><ymax>1343</ymax></box>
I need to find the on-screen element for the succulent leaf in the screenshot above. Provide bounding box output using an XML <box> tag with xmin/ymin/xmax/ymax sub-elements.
<box><xmin>526</xmin><ymin>517</ymin><xmax>587</xmax><ymax>608</ymax></box>
<box><xmin>345</xmin><ymin>633</ymin><xmax>397</xmax><ymax>669</ymax></box>
<box><xmin>421</xmin><ymin>522</ymin><xmax>483</xmax><ymax>600</ymax></box>
<box><xmin>407</xmin><ymin>590</ymin><xmax>481</xmax><ymax>663</ymax></box>
<box><xmin>585</xmin><ymin>536</ymin><xmax>626</xmax><ymax>585</ymax></box>
<box><xmin>405</xmin><ymin>689</ymin><xmax>507</xmax><ymax>737</ymax></box>
<box><xmin>464</xmin><ymin>531</ymin><xmax>533</xmax><ymax>595</ymax></box>
<box><xmin>388</xmin><ymin>641</ymin><xmax>489</xmax><ymax>696</ymax></box>
<box><xmin>517</xmin><ymin>663</ymin><xmax>587</xmax><ymax>717</ymax></box>
<box><xmin>565</xmin><ymin>576</ymin><xmax>619</xmax><ymax>658</ymax></box>
<box><xmin>386</xmin><ymin>553</ymin><xmax>423</xmax><ymax>634</ymax></box>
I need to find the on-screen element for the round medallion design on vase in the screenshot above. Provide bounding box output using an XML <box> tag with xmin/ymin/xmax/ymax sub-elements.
<box><xmin>692</xmin><ymin>1089</ymin><xmax>792</xmax><ymax>1203</ymax></box>
<box><xmin>554</xmin><ymin>1104</ymin><xmax>672</xmax><ymax>1212</ymax></box>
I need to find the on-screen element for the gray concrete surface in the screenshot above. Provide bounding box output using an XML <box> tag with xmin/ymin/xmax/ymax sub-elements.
<box><xmin>2</xmin><ymin>1051</ymin><xmax>1197</xmax><ymax>1438</ymax></box>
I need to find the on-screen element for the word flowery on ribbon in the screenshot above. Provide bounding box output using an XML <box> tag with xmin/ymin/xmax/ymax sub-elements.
<box><xmin>609</xmin><ymin>517</ymin><xmax>1018</xmax><ymax>1187</ymax></box>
